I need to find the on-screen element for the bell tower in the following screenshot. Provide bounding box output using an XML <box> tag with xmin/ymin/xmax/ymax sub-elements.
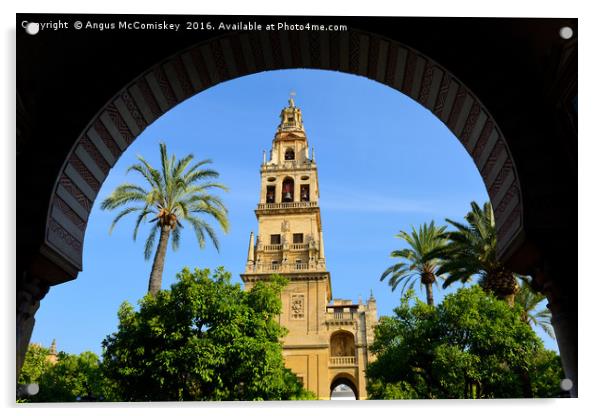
<box><xmin>244</xmin><ymin>95</ymin><xmax>328</xmax><ymax>279</ymax></box>
<box><xmin>241</xmin><ymin>97</ymin><xmax>376</xmax><ymax>400</ymax></box>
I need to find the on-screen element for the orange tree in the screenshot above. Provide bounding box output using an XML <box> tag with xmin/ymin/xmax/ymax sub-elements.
<box><xmin>101</xmin><ymin>267</ymin><xmax>314</xmax><ymax>401</ymax></box>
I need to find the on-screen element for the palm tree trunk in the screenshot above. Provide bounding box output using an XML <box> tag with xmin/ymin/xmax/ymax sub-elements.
<box><xmin>425</xmin><ymin>283</ymin><xmax>434</xmax><ymax>306</ymax></box>
<box><xmin>148</xmin><ymin>225</ymin><xmax>171</xmax><ymax>296</ymax></box>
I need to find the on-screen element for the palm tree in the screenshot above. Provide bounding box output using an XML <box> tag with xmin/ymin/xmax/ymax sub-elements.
<box><xmin>515</xmin><ymin>277</ymin><xmax>555</xmax><ymax>339</ymax></box>
<box><xmin>427</xmin><ymin>201</ymin><xmax>519</xmax><ymax>305</ymax></box>
<box><xmin>380</xmin><ymin>221</ymin><xmax>447</xmax><ymax>306</ymax></box>
<box><xmin>101</xmin><ymin>142</ymin><xmax>229</xmax><ymax>296</ymax></box>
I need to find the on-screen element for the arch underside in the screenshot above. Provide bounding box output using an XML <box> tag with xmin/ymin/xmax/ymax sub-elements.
<box><xmin>43</xmin><ymin>29</ymin><xmax>524</xmax><ymax>277</ymax></box>
<box><xmin>331</xmin><ymin>373</ymin><xmax>359</xmax><ymax>400</ymax></box>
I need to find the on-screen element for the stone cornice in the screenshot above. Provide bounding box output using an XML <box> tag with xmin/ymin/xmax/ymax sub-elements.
<box><xmin>240</xmin><ymin>271</ymin><xmax>330</xmax><ymax>283</ymax></box>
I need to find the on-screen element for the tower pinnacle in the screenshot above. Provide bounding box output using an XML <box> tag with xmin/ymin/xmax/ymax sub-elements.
<box><xmin>278</xmin><ymin>95</ymin><xmax>304</xmax><ymax>132</ymax></box>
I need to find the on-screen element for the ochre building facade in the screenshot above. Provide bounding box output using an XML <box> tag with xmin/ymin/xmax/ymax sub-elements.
<box><xmin>241</xmin><ymin>98</ymin><xmax>377</xmax><ymax>400</ymax></box>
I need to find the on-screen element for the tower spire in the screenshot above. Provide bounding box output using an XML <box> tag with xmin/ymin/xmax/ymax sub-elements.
<box><xmin>246</xmin><ymin>232</ymin><xmax>255</xmax><ymax>264</ymax></box>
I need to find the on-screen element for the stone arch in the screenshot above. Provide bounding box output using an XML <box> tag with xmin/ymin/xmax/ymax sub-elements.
<box><xmin>43</xmin><ymin>29</ymin><xmax>523</xmax><ymax>285</ymax></box>
<box><xmin>330</xmin><ymin>372</ymin><xmax>359</xmax><ymax>400</ymax></box>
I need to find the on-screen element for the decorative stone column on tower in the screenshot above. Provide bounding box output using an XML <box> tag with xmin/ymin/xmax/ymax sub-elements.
<box><xmin>241</xmin><ymin>97</ymin><xmax>376</xmax><ymax>400</ymax></box>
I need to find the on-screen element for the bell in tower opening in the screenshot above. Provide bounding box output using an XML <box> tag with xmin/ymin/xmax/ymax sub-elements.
<box><xmin>285</xmin><ymin>148</ymin><xmax>295</xmax><ymax>160</ymax></box>
<box><xmin>282</xmin><ymin>177</ymin><xmax>294</xmax><ymax>202</ymax></box>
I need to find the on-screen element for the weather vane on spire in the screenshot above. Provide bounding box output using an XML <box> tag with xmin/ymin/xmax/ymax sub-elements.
<box><xmin>289</xmin><ymin>90</ymin><xmax>296</xmax><ymax>107</ymax></box>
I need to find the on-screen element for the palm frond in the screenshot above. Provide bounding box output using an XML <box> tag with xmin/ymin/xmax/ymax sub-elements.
<box><xmin>514</xmin><ymin>279</ymin><xmax>555</xmax><ymax>338</ymax></box>
<box><xmin>102</xmin><ymin>142</ymin><xmax>230</xmax><ymax>291</ymax></box>
<box><xmin>172</xmin><ymin>153</ymin><xmax>194</xmax><ymax>179</ymax></box>
<box><xmin>132</xmin><ymin>206</ymin><xmax>155</xmax><ymax>240</ymax></box>
<box><xmin>171</xmin><ymin>223</ymin><xmax>181</xmax><ymax>251</ymax></box>
<box><xmin>159</xmin><ymin>142</ymin><xmax>171</xmax><ymax>190</ymax></box>
<box><xmin>380</xmin><ymin>221</ymin><xmax>447</xmax><ymax>303</ymax></box>
<box><xmin>144</xmin><ymin>225</ymin><xmax>159</xmax><ymax>260</ymax></box>
<box><xmin>108</xmin><ymin>206</ymin><xmax>141</xmax><ymax>234</ymax></box>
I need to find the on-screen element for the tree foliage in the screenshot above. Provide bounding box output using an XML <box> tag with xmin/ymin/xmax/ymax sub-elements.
<box><xmin>515</xmin><ymin>278</ymin><xmax>555</xmax><ymax>339</ymax></box>
<box><xmin>367</xmin><ymin>286</ymin><xmax>563</xmax><ymax>399</ymax></box>
<box><xmin>18</xmin><ymin>344</ymin><xmax>52</xmax><ymax>387</ymax></box>
<box><xmin>426</xmin><ymin>201</ymin><xmax>519</xmax><ymax>304</ymax></box>
<box><xmin>18</xmin><ymin>346</ymin><xmax>111</xmax><ymax>402</ymax></box>
<box><xmin>101</xmin><ymin>267</ymin><xmax>313</xmax><ymax>401</ymax></box>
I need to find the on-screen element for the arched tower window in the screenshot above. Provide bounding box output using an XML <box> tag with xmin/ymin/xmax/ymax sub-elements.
<box><xmin>284</xmin><ymin>148</ymin><xmax>295</xmax><ymax>160</ymax></box>
<box><xmin>282</xmin><ymin>178</ymin><xmax>294</xmax><ymax>202</ymax></box>
<box><xmin>300</xmin><ymin>184</ymin><xmax>310</xmax><ymax>201</ymax></box>
<box><xmin>266</xmin><ymin>185</ymin><xmax>275</xmax><ymax>203</ymax></box>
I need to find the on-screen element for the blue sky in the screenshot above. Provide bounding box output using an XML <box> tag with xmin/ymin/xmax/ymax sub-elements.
<box><xmin>30</xmin><ymin>68</ymin><xmax>558</xmax><ymax>354</ymax></box>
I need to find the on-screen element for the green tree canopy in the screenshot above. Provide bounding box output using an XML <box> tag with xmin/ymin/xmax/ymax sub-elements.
<box><xmin>18</xmin><ymin>347</ymin><xmax>110</xmax><ymax>402</ymax></box>
<box><xmin>18</xmin><ymin>344</ymin><xmax>52</xmax><ymax>388</ymax></box>
<box><xmin>366</xmin><ymin>286</ymin><xmax>563</xmax><ymax>399</ymax></box>
<box><xmin>101</xmin><ymin>267</ymin><xmax>314</xmax><ymax>401</ymax></box>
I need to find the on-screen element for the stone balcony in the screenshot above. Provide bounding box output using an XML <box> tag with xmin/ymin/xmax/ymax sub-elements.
<box><xmin>259</xmin><ymin>243</ymin><xmax>310</xmax><ymax>252</ymax></box>
<box><xmin>262</xmin><ymin>160</ymin><xmax>315</xmax><ymax>171</ymax></box>
<box><xmin>329</xmin><ymin>356</ymin><xmax>357</xmax><ymax>367</ymax></box>
<box><xmin>325</xmin><ymin>305</ymin><xmax>359</xmax><ymax>328</ymax></box>
<box><xmin>246</xmin><ymin>261</ymin><xmax>326</xmax><ymax>274</ymax></box>
<box><xmin>256</xmin><ymin>201</ymin><xmax>317</xmax><ymax>210</ymax></box>
<box><xmin>263</xmin><ymin>244</ymin><xmax>283</xmax><ymax>252</ymax></box>
<box><xmin>325</xmin><ymin>310</ymin><xmax>357</xmax><ymax>324</ymax></box>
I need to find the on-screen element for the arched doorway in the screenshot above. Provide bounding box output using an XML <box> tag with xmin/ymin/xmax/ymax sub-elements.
<box><xmin>17</xmin><ymin>19</ymin><xmax>577</xmax><ymax>395</ymax></box>
<box><xmin>330</xmin><ymin>374</ymin><xmax>358</xmax><ymax>400</ymax></box>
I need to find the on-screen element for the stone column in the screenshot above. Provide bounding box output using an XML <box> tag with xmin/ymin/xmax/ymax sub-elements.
<box><xmin>275</xmin><ymin>179</ymin><xmax>282</xmax><ymax>204</ymax></box>
<box><xmin>295</xmin><ymin>178</ymin><xmax>301</xmax><ymax>203</ymax></box>
<box><xmin>319</xmin><ymin>231</ymin><xmax>325</xmax><ymax>259</ymax></box>
<box><xmin>534</xmin><ymin>263</ymin><xmax>578</xmax><ymax>397</ymax></box>
<box><xmin>16</xmin><ymin>273</ymin><xmax>50</xmax><ymax>380</ymax></box>
<box><xmin>356</xmin><ymin>344</ymin><xmax>369</xmax><ymax>400</ymax></box>
<box><xmin>549</xmin><ymin>301</ymin><xmax>578</xmax><ymax>397</ymax></box>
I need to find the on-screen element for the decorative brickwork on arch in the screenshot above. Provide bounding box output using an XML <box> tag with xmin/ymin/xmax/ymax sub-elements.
<box><xmin>44</xmin><ymin>29</ymin><xmax>523</xmax><ymax>274</ymax></box>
